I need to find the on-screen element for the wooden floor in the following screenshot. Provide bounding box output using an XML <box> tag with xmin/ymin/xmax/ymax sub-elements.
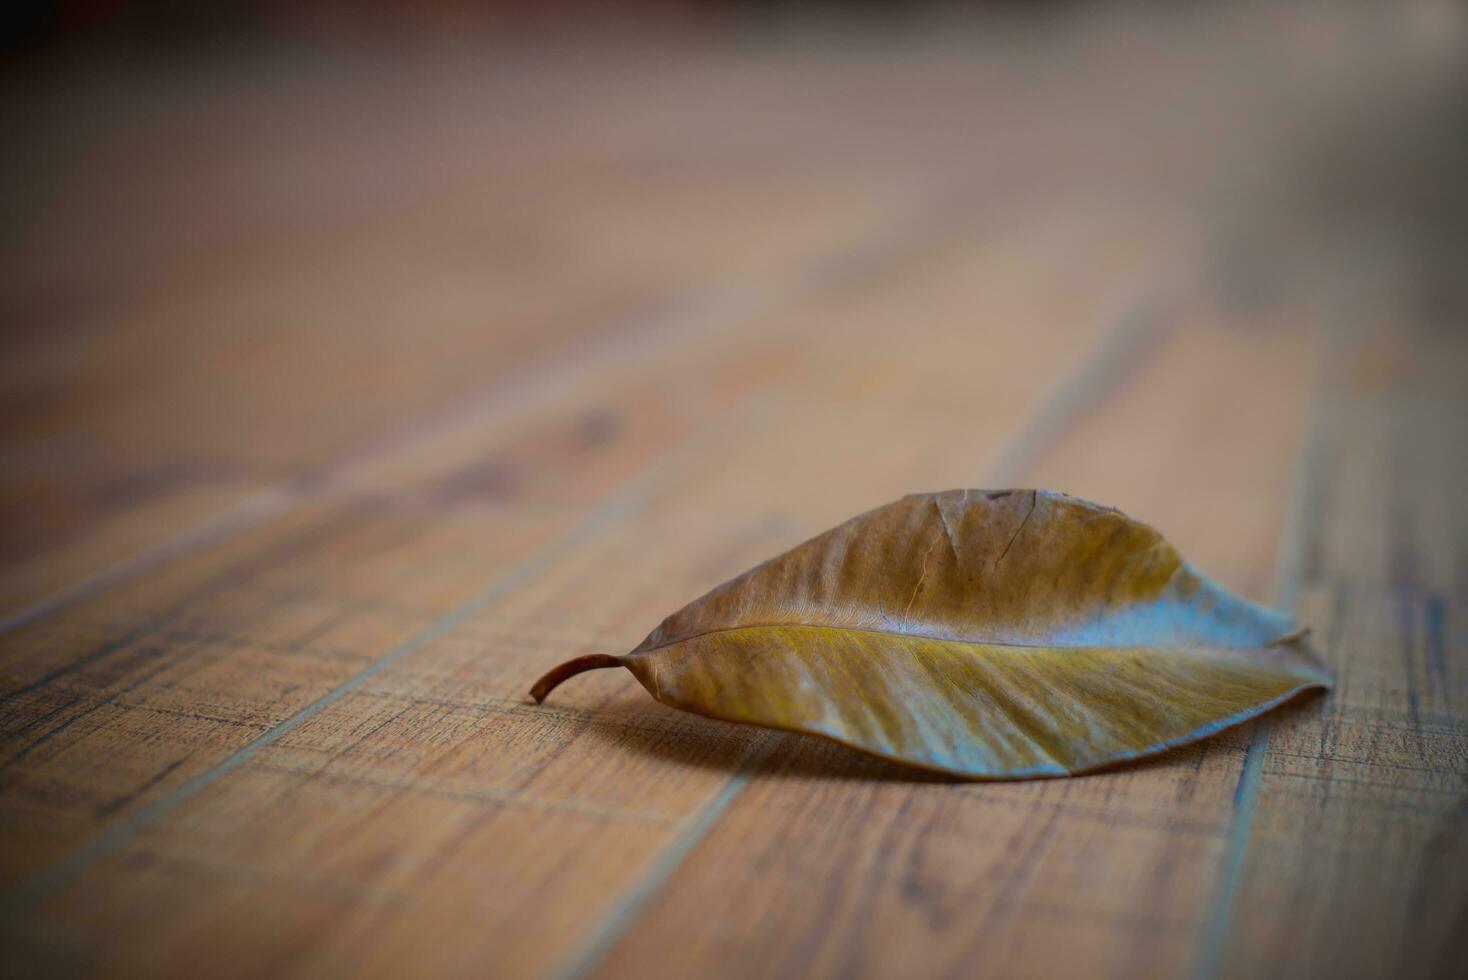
<box><xmin>2</xmin><ymin>15</ymin><xmax>1465</xmax><ymax>980</ymax></box>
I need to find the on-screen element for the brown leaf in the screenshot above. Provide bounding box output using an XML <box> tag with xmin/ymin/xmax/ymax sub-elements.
<box><xmin>530</xmin><ymin>489</ymin><xmax>1331</xmax><ymax>779</ymax></box>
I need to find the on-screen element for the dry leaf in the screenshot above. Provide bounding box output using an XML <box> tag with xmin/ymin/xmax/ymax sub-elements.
<box><xmin>530</xmin><ymin>489</ymin><xmax>1331</xmax><ymax>779</ymax></box>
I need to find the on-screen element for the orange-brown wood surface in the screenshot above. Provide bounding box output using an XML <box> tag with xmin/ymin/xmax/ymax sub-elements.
<box><xmin>2</xmin><ymin>15</ymin><xmax>1464</xmax><ymax>980</ymax></box>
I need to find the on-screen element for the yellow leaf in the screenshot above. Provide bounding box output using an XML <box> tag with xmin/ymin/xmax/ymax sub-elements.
<box><xmin>531</xmin><ymin>490</ymin><xmax>1330</xmax><ymax>779</ymax></box>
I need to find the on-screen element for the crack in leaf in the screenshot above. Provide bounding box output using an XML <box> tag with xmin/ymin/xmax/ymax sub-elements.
<box><xmin>995</xmin><ymin>489</ymin><xmax>1039</xmax><ymax>565</ymax></box>
<box><xmin>904</xmin><ymin>532</ymin><xmax>943</xmax><ymax>618</ymax></box>
<box><xmin>934</xmin><ymin>497</ymin><xmax>962</xmax><ymax>563</ymax></box>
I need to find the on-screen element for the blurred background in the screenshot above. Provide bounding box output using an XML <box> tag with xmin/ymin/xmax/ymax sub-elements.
<box><xmin>1</xmin><ymin>0</ymin><xmax>1465</xmax><ymax>622</ymax></box>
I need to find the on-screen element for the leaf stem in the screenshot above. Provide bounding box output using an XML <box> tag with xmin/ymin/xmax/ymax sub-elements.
<box><xmin>529</xmin><ymin>654</ymin><xmax>624</xmax><ymax>703</ymax></box>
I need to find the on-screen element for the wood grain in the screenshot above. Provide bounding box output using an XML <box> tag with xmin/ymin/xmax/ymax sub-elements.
<box><xmin>1</xmin><ymin>20</ymin><xmax>1463</xmax><ymax>980</ymax></box>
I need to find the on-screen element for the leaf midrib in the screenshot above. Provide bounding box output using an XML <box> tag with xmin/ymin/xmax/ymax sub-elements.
<box><xmin>633</xmin><ymin>620</ymin><xmax>1286</xmax><ymax>657</ymax></box>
